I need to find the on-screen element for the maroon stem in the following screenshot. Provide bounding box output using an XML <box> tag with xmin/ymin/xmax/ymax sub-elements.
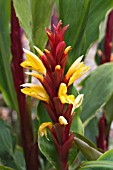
<box><xmin>104</xmin><ymin>10</ymin><xmax>113</xmax><ymax>62</ymax></box>
<box><xmin>10</xmin><ymin>2</ymin><xmax>38</xmax><ymax>169</ymax></box>
<box><xmin>97</xmin><ymin>114</ymin><xmax>107</xmax><ymax>152</ymax></box>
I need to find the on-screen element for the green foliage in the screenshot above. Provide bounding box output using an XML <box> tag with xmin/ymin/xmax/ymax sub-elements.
<box><xmin>81</xmin><ymin>63</ymin><xmax>113</xmax><ymax>122</ymax></box>
<box><xmin>74</xmin><ymin>133</ymin><xmax>102</xmax><ymax>161</ymax></box>
<box><xmin>0</xmin><ymin>119</ymin><xmax>25</xmax><ymax>170</ymax></box>
<box><xmin>38</xmin><ymin>130</ymin><xmax>60</xmax><ymax>170</ymax></box>
<box><xmin>80</xmin><ymin>149</ymin><xmax>113</xmax><ymax>169</ymax></box>
<box><xmin>59</xmin><ymin>0</ymin><xmax>91</xmax><ymax>68</ymax></box>
<box><xmin>0</xmin><ymin>165</ymin><xmax>14</xmax><ymax>170</ymax></box>
<box><xmin>0</xmin><ymin>0</ymin><xmax>18</xmax><ymax>112</ymax></box>
<box><xmin>58</xmin><ymin>0</ymin><xmax>113</xmax><ymax>68</ymax></box>
<box><xmin>13</xmin><ymin>0</ymin><xmax>54</xmax><ymax>49</ymax></box>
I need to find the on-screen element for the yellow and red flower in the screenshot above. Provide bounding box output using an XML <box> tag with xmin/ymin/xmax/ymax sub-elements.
<box><xmin>21</xmin><ymin>20</ymin><xmax>89</xmax><ymax>170</ymax></box>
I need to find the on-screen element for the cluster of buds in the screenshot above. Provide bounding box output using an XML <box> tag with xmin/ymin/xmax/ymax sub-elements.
<box><xmin>21</xmin><ymin>21</ymin><xmax>89</xmax><ymax>170</ymax></box>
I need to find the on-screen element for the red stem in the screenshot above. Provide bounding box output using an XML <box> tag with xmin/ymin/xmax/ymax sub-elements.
<box><xmin>97</xmin><ymin>114</ymin><xmax>107</xmax><ymax>152</ymax></box>
<box><xmin>10</xmin><ymin>2</ymin><xmax>38</xmax><ymax>169</ymax></box>
<box><xmin>104</xmin><ymin>10</ymin><xmax>113</xmax><ymax>62</ymax></box>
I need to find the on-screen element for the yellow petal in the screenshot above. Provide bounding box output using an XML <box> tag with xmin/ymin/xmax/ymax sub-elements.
<box><xmin>59</xmin><ymin>116</ymin><xmax>68</xmax><ymax>126</ymax></box>
<box><xmin>66</xmin><ymin>56</ymin><xmax>83</xmax><ymax>79</ymax></box>
<box><xmin>21</xmin><ymin>83</ymin><xmax>49</xmax><ymax>103</ymax></box>
<box><xmin>71</xmin><ymin>94</ymin><xmax>84</xmax><ymax>114</ymax></box>
<box><xmin>39</xmin><ymin>122</ymin><xmax>52</xmax><ymax>138</ymax></box>
<box><xmin>68</xmin><ymin>65</ymin><xmax>90</xmax><ymax>86</ymax></box>
<box><xmin>58</xmin><ymin>83</ymin><xmax>75</xmax><ymax>104</ymax></box>
<box><xmin>25</xmin><ymin>72</ymin><xmax>44</xmax><ymax>82</ymax></box>
<box><xmin>21</xmin><ymin>48</ymin><xmax>46</xmax><ymax>75</ymax></box>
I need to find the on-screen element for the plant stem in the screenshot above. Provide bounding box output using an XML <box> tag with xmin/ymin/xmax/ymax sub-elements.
<box><xmin>10</xmin><ymin>2</ymin><xmax>38</xmax><ymax>169</ymax></box>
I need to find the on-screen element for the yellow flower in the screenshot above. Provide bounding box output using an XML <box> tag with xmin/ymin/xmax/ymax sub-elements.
<box><xmin>39</xmin><ymin>122</ymin><xmax>52</xmax><ymax>138</ymax></box>
<box><xmin>58</xmin><ymin>83</ymin><xmax>84</xmax><ymax>114</ymax></box>
<box><xmin>21</xmin><ymin>83</ymin><xmax>49</xmax><ymax>103</ymax></box>
<box><xmin>65</xmin><ymin>56</ymin><xmax>90</xmax><ymax>86</ymax></box>
<box><xmin>21</xmin><ymin>48</ymin><xmax>46</xmax><ymax>75</ymax></box>
<box><xmin>71</xmin><ymin>94</ymin><xmax>84</xmax><ymax>114</ymax></box>
<box><xmin>58</xmin><ymin>83</ymin><xmax>75</xmax><ymax>104</ymax></box>
<box><xmin>59</xmin><ymin>116</ymin><xmax>68</xmax><ymax>126</ymax></box>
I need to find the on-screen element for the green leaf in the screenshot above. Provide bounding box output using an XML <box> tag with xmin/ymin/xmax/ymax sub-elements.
<box><xmin>59</xmin><ymin>0</ymin><xmax>91</xmax><ymax>68</ymax></box>
<box><xmin>37</xmin><ymin>101</ymin><xmax>51</xmax><ymax>125</ymax></box>
<box><xmin>81</xmin><ymin>147</ymin><xmax>113</xmax><ymax>168</ymax></box>
<box><xmin>71</xmin><ymin>112</ymin><xmax>84</xmax><ymax>135</ymax></box>
<box><xmin>13</xmin><ymin>146</ymin><xmax>26</xmax><ymax>170</ymax></box>
<box><xmin>58</xmin><ymin>0</ymin><xmax>113</xmax><ymax>68</ymax></box>
<box><xmin>104</xmin><ymin>95</ymin><xmax>113</xmax><ymax>125</ymax></box>
<box><xmin>13</xmin><ymin>0</ymin><xmax>54</xmax><ymax>49</ymax></box>
<box><xmin>0</xmin><ymin>165</ymin><xmax>14</xmax><ymax>170</ymax></box>
<box><xmin>0</xmin><ymin>119</ymin><xmax>25</xmax><ymax>170</ymax></box>
<box><xmin>0</xmin><ymin>0</ymin><xmax>18</xmax><ymax>112</ymax></box>
<box><xmin>0</xmin><ymin>119</ymin><xmax>15</xmax><ymax>156</ymax></box>
<box><xmin>74</xmin><ymin>133</ymin><xmax>102</xmax><ymax>161</ymax></box>
<box><xmin>80</xmin><ymin>0</ymin><xmax>113</xmax><ymax>55</ymax></box>
<box><xmin>84</xmin><ymin>117</ymin><xmax>98</xmax><ymax>144</ymax></box>
<box><xmin>38</xmin><ymin>130</ymin><xmax>60</xmax><ymax>170</ymax></box>
<box><xmin>81</xmin><ymin>63</ymin><xmax>113</xmax><ymax>122</ymax></box>
<box><xmin>80</xmin><ymin>161</ymin><xmax>113</xmax><ymax>170</ymax></box>
<box><xmin>98</xmin><ymin>149</ymin><xmax>113</xmax><ymax>161</ymax></box>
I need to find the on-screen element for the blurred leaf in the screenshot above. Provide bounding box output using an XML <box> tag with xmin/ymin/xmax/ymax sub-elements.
<box><xmin>71</xmin><ymin>113</ymin><xmax>84</xmax><ymax>135</ymax></box>
<box><xmin>13</xmin><ymin>0</ymin><xmax>54</xmax><ymax>49</ymax></box>
<box><xmin>98</xmin><ymin>149</ymin><xmax>113</xmax><ymax>161</ymax></box>
<box><xmin>37</xmin><ymin>101</ymin><xmax>51</xmax><ymax>125</ymax></box>
<box><xmin>0</xmin><ymin>0</ymin><xmax>18</xmax><ymax>112</ymax></box>
<box><xmin>58</xmin><ymin>0</ymin><xmax>113</xmax><ymax>68</ymax></box>
<box><xmin>80</xmin><ymin>150</ymin><xmax>113</xmax><ymax>169</ymax></box>
<box><xmin>0</xmin><ymin>119</ymin><xmax>25</xmax><ymax>170</ymax></box>
<box><xmin>74</xmin><ymin>133</ymin><xmax>102</xmax><ymax>161</ymax></box>
<box><xmin>0</xmin><ymin>165</ymin><xmax>14</xmax><ymax>170</ymax></box>
<box><xmin>59</xmin><ymin>0</ymin><xmax>91</xmax><ymax>68</ymax></box>
<box><xmin>14</xmin><ymin>146</ymin><xmax>26</xmax><ymax>170</ymax></box>
<box><xmin>84</xmin><ymin>117</ymin><xmax>98</xmax><ymax>144</ymax></box>
<box><xmin>81</xmin><ymin>63</ymin><xmax>113</xmax><ymax>123</ymax></box>
<box><xmin>0</xmin><ymin>119</ymin><xmax>15</xmax><ymax>157</ymax></box>
<box><xmin>38</xmin><ymin>130</ymin><xmax>60</xmax><ymax>170</ymax></box>
<box><xmin>80</xmin><ymin>161</ymin><xmax>113</xmax><ymax>170</ymax></box>
<box><xmin>104</xmin><ymin>95</ymin><xmax>113</xmax><ymax>125</ymax></box>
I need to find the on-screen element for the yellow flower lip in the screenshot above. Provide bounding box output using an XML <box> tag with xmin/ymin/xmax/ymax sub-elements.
<box><xmin>71</xmin><ymin>94</ymin><xmax>84</xmax><ymax>114</ymax></box>
<box><xmin>21</xmin><ymin>83</ymin><xmax>49</xmax><ymax>103</ymax></box>
<box><xmin>39</xmin><ymin>122</ymin><xmax>52</xmax><ymax>138</ymax></box>
<box><xmin>65</xmin><ymin>55</ymin><xmax>90</xmax><ymax>86</ymax></box>
<box><xmin>21</xmin><ymin>48</ymin><xmax>46</xmax><ymax>76</ymax></box>
<box><xmin>59</xmin><ymin>116</ymin><xmax>68</xmax><ymax>126</ymax></box>
<box><xmin>66</xmin><ymin>55</ymin><xmax>84</xmax><ymax>79</ymax></box>
<box><xmin>58</xmin><ymin>83</ymin><xmax>75</xmax><ymax>104</ymax></box>
<box><xmin>58</xmin><ymin>83</ymin><xmax>84</xmax><ymax>114</ymax></box>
